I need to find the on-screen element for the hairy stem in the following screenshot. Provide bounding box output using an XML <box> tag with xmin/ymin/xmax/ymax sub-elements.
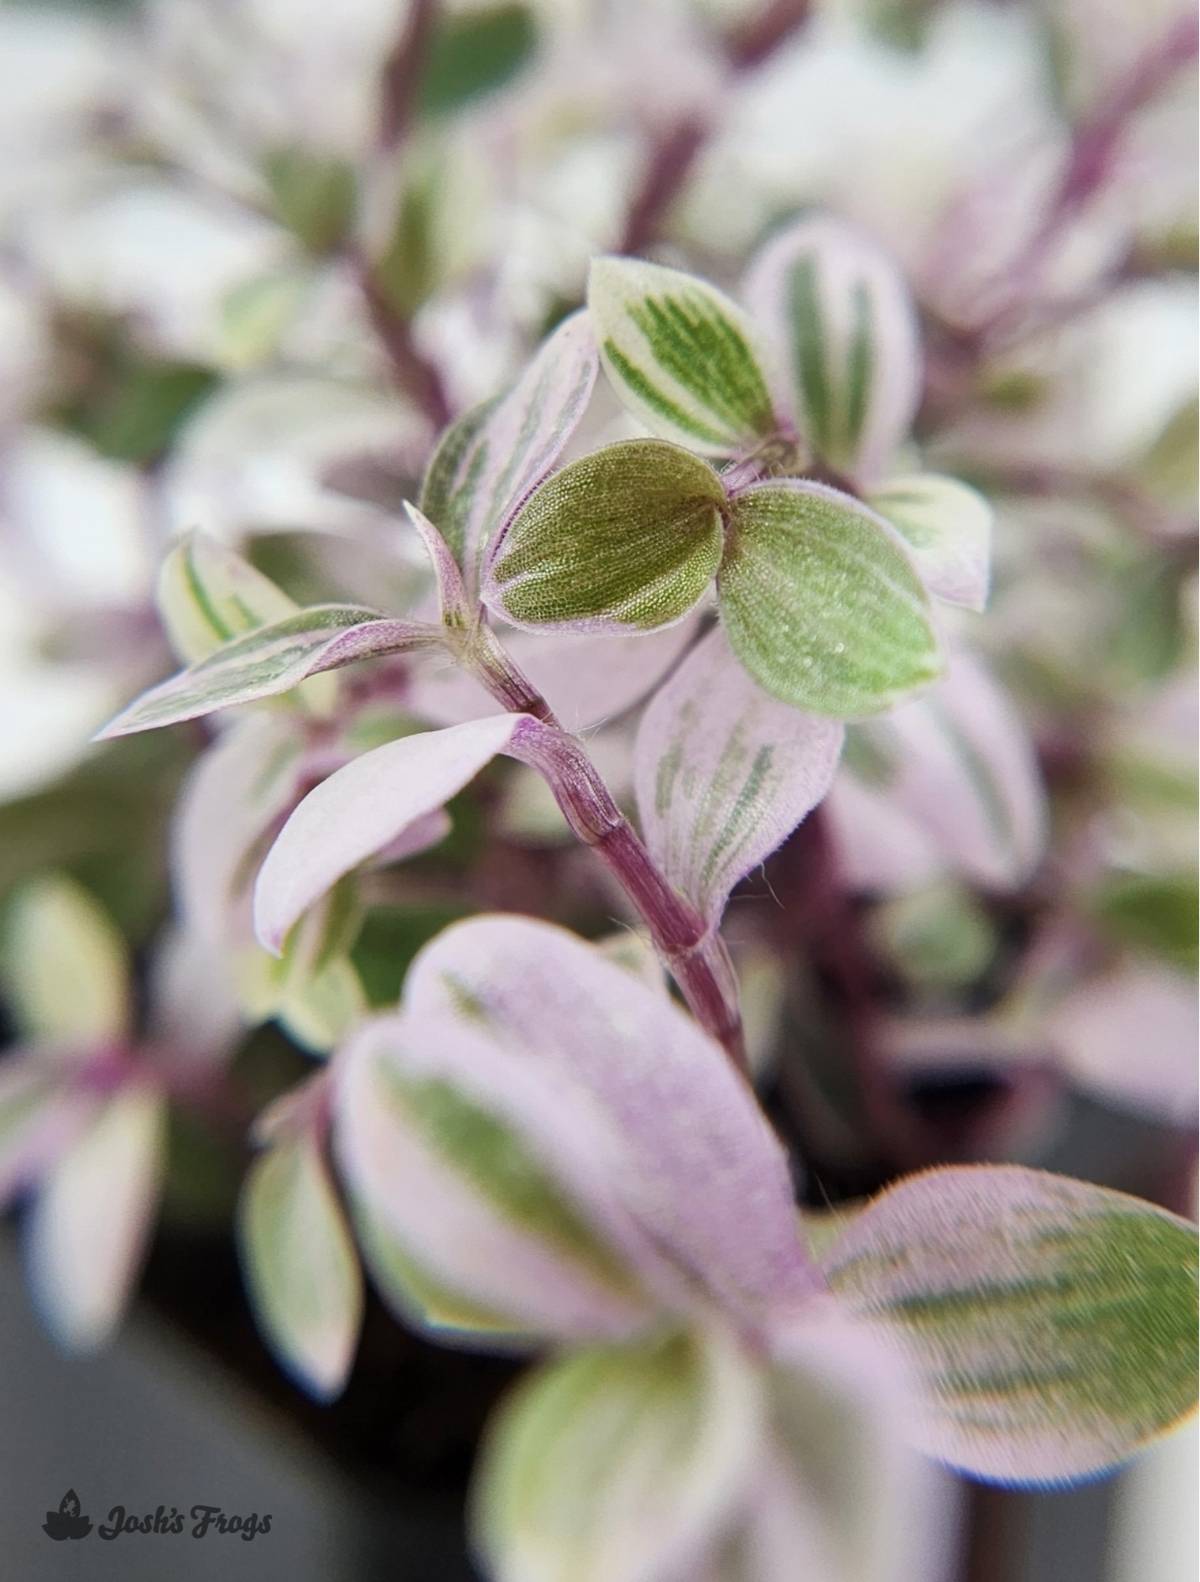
<box><xmin>464</xmin><ymin>623</ymin><xmax>748</xmax><ymax>1074</ymax></box>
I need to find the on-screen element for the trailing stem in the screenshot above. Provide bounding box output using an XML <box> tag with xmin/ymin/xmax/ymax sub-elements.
<box><xmin>463</xmin><ymin>622</ymin><xmax>749</xmax><ymax>1075</ymax></box>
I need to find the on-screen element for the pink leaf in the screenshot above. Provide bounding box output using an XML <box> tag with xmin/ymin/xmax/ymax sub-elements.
<box><xmin>635</xmin><ymin>628</ymin><xmax>844</xmax><ymax>924</ymax></box>
<box><xmin>253</xmin><ymin>715</ymin><xmax>533</xmax><ymax>953</ymax></box>
<box><xmin>404</xmin><ymin>915</ymin><xmax>821</xmax><ymax>1323</ymax></box>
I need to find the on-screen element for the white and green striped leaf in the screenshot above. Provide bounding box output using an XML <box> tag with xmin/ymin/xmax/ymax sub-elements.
<box><xmin>418</xmin><ymin>310</ymin><xmax>598</xmax><ymax>596</ymax></box>
<box><xmin>157</xmin><ymin>530</ymin><xmax>300</xmax><ymax>664</ymax></box>
<box><xmin>473</xmin><ymin>1328</ymin><xmax>763</xmax><ymax>1582</ymax></box>
<box><xmin>483</xmin><ymin>439</ymin><xmax>725</xmax><ymax>633</ymax></box>
<box><xmin>335</xmin><ymin>1010</ymin><xmax>662</xmax><ymax>1341</ymax></box>
<box><xmin>870</xmin><ymin>474</ymin><xmax>993</xmax><ymax>612</ymax></box>
<box><xmin>238</xmin><ymin>1123</ymin><xmax>364</xmax><ymax>1400</ymax></box>
<box><xmin>635</xmin><ymin>629</ymin><xmax>844</xmax><ymax>924</ymax></box>
<box><xmin>98</xmin><ymin>605</ymin><xmax>442</xmax><ymax>737</ymax></box>
<box><xmin>589</xmin><ymin>257</ymin><xmax>780</xmax><ymax>456</ymax></box>
<box><xmin>822</xmin><ymin>1166</ymin><xmax>1200</xmax><ymax>1483</ymax></box>
<box><xmin>718</xmin><ymin>481</ymin><xmax>942</xmax><ymax>717</ymax></box>
<box><xmin>742</xmin><ymin>216</ymin><xmax>920</xmax><ymax>481</ymax></box>
<box><xmin>4</xmin><ymin>875</ymin><xmax>129</xmax><ymax>1046</ymax></box>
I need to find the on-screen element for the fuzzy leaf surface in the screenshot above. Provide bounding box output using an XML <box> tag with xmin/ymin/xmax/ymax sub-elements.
<box><xmin>718</xmin><ymin>481</ymin><xmax>941</xmax><ymax>716</ymax></box>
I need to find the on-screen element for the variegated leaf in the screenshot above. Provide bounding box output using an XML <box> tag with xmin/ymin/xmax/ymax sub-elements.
<box><xmin>404</xmin><ymin>916</ymin><xmax>821</xmax><ymax>1321</ymax></box>
<box><xmin>253</xmin><ymin>714</ymin><xmax>535</xmax><ymax>954</ymax></box>
<box><xmin>742</xmin><ymin>216</ymin><xmax>921</xmax><ymax>482</ymax></box>
<box><xmin>473</xmin><ymin>1328</ymin><xmax>763</xmax><ymax>1582</ymax></box>
<box><xmin>870</xmin><ymin>474</ymin><xmax>993</xmax><ymax>612</ymax></box>
<box><xmin>822</xmin><ymin>1166</ymin><xmax>1200</xmax><ymax>1483</ymax></box>
<box><xmin>27</xmin><ymin>1083</ymin><xmax>166</xmax><ymax>1351</ymax></box>
<box><xmin>833</xmin><ymin>648</ymin><xmax>1046</xmax><ymax>890</ymax></box>
<box><xmin>0</xmin><ymin>1060</ymin><xmax>71</xmax><ymax>1207</ymax></box>
<box><xmin>718</xmin><ymin>481</ymin><xmax>942</xmax><ymax>716</ymax></box>
<box><xmin>238</xmin><ymin>1122</ymin><xmax>363</xmax><ymax>1400</ymax></box>
<box><xmin>635</xmin><ymin>629</ymin><xmax>844</xmax><ymax>924</ymax></box>
<box><xmin>483</xmin><ymin>439</ymin><xmax>724</xmax><ymax>634</ymax></box>
<box><xmin>157</xmin><ymin>529</ymin><xmax>338</xmax><ymax>716</ymax></box>
<box><xmin>172</xmin><ymin>713</ymin><xmax>303</xmax><ymax>944</ymax></box>
<box><xmin>4</xmin><ymin>876</ymin><xmax>130</xmax><ymax>1046</ymax></box>
<box><xmin>157</xmin><ymin>530</ymin><xmax>299</xmax><ymax>664</ymax></box>
<box><xmin>98</xmin><ymin>606</ymin><xmax>441</xmax><ymax>737</ymax></box>
<box><xmin>418</xmin><ymin>311</ymin><xmax>598</xmax><ymax>595</ymax></box>
<box><xmin>336</xmin><ymin>1011</ymin><xmax>665</xmax><ymax>1341</ymax></box>
<box><xmin>739</xmin><ymin>1308</ymin><xmax>930</xmax><ymax>1582</ymax></box>
<box><xmin>589</xmin><ymin>256</ymin><xmax>780</xmax><ymax>456</ymax></box>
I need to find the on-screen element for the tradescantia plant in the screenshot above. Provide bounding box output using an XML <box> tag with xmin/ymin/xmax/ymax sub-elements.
<box><xmin>89</xmin><ymin>219</ymin><xmax>1198</xmax><ymax>1581</ymax></box>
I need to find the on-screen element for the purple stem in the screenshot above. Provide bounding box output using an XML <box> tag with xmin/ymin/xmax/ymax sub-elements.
<box><xmin>617</xmin><ymin>0</ymin><xmax>814</xmax><ymax>254</ymax></box>
<box><xmin>466</xmin><ymin>624</ymin><xmax>749</xmax><ymax>1075</ymax></box>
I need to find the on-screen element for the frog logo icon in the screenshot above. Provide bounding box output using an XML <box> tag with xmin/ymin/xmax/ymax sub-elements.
<box><xmin>42</xmin><ymin>1489</ymin><xmax>92</xmax><ymax>1541</ymax></box>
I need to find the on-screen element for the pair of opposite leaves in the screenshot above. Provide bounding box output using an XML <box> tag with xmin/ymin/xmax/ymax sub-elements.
<box><xmin>427</xmin><ymin>218</ymin><xmax>992</xmax><ymax>720</ymax></box>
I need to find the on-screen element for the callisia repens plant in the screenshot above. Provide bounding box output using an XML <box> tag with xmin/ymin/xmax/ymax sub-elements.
<box><xmin>80</xmin><ymin>225</ymin><xmax>1196</xmax><ymax>1581</ymax></box>
<box><xmin>1</xmin><ymin>3</ymin><xmax>1196</xmax><ymax>1579</ymax></box>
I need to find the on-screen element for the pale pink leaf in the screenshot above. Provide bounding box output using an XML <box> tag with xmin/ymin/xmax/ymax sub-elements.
<box><xmin>635</xmin><ymin>628</ymin><xmax>844</xmax><ymax>924</ymax></box>
<box><xmin>253</xmin><ymin>715</ymin><xmax>531</xmax><ymax>953</ymax></box>
<box><xmin>408</xmin><ymin>618</ymin><xmax>700</xmax><ymax>734</ymax></box>
<box><xmin>336</xmin><ymin>1011</ymin><xmax>669</xmax><ymax>1341</ymax></box>
<box><xmin>833</xmin><ymin>648</ymin><xmax>1047</xmax><ymax>891</ymax></box>
<box><xmin>404</xmin><ymin>915</ymin><xmax>821</xmax><ymax>1322</ymax></box>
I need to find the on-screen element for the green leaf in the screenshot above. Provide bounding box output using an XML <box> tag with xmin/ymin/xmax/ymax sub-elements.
<box><xmin>588</xmin><ymin>257</ymin><xmax>779</xmax><ymax>455</ymax></box>
<box><xmin>371</xmin><ymin>147</ymin><xmax>446</xmax><ymax>318</ymax></box>
<box><xmin>869</xmin><ymin>472</ymin><xmax>993</xmax><ymax>612</ymax></box>
<box><xmin>822</xmin><ymin>1166</ymin><xmax>1200</xmax><ymax>1482</ymax></box>
<box><xmin>238</xmin><ymin>1125</ymin><xmax>363</xmax><ymax>1400</ymax></box>
<box><xmin>474</xmin><ymin>1329</ymin><xmax>762</xmax><ymax>1582</ymax></box>
<box><xmin>718</xmin><ymin>481</ymin><xmax>942</xmax><ymax>716</ymax></box>
<box><xmin>484</xmin><ymin>439</ymin><xmax>725</xmax><ymax>632</ymax></box>
<box><xmin>157</xmin><ymin>530</ymin><xmax>300</xmax><ymax>665</ymax></box>
<box><xmin>263</xmin><ymin>147</ymin><xmax>356</xmax><ymax>255</ymax></box>
<box><xmin>419</xmin><ymin>3</ymin><xmax>538</xmax><ymax>117</ymax></box>
<box><xmin>869</xmin><ymin>882</ymin><xmax>998</xmax><ymax>994</ymax></box>
<box><xmin>1089</xmin><ymin>870</ymin><xmax>1198</xmax><ymax>973</ymax></box>
<box><xmin>3</xmin><ymin>875</ymin><xmax>129</xmax><ymax>1045</ymax></box>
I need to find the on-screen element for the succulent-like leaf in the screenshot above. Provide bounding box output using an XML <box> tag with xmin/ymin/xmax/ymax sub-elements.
<box><xmin>253</xmin><ymin>714</ymin><xmax>533</xmax><ymax>953</ymax></box>
<box><xmin>635</xmin><ymin>629</ymin><xmax>844</xmax><ymax>923</ymax></box>
<box><xmin>336</xmin><ymin>1012</ymin><xmax>664</xmax><ymax>1340</ymax></box>
<box><xmin>870</xmin><ymin>474</ymin><xmax>993</xmax><ymax>612</ymax></box>
<box><xmin>404</xmin><ymin>916</ymin><xmax>821</xmax><ymax>1320</ymax></box>
<box><xmin>742</xmin><ymin>216</ymin><xmax>920</xmax><ymax>481</ymax></box>
<box><xmin>822</xmin><ymin>1166</ymin><xmax>1200</xmax><ymax>1483</ymax></box>
<box><xmin>484</xmin><ymin>439</ymin><xmax>724</xmax><ymax>633</ymax></box>
<box><xmin>98</xmin><ymin>606</ymin><xmax>441</xmax><ymax>737</ymax></box>
<box><xmin>589</xmin><ymin>256</ymin><xmax>779</xmax><ymax>455</ymax></box>
<box><xmin>27</xmin><ymin>1083</ymin><xmax>166</xmax><ymax>1352</ymax></box>
<box><xmin>473</xmin><ymin>1328</ymin><xmax>763</xmax><ymax>1582</ymax></box>
<box><xmin>418</xmin><ymin>311</ymin><xmax>598</xmax><ymax>595</ymax></box>
<box><xmin>832</xmin><ymin>648</ymin><xmax>1046</xmax><ymax>890</ymax></box>
<box><xmin>4</xmin><ymin>875</ymin><xmax>129</xmax><ymax>1046</ymax></box>
<box><xmin>238</xmin><ymin>1123</ymin><xmax>363</xmax><ymax>1400</ymax></box>
<box><xmin>403</xmin><ymin>500</ymin><xmax>472</xmax><ymax>629</ymax></box>
<box><xmin>157</xmin><ymin>529</ymin><xmax>299</xmax><ymax>664</ymax></box>
<box><xmin>718</xmin><ymin>481</ymin><xmax>942</xmax><ymax>716</ymax></box>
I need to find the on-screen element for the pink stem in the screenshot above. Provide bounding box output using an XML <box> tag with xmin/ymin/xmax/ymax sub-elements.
<box><xmin>466</xmin><ymin>624</ymin><xmax>748</xmax><ymax>1074</ymax></box>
